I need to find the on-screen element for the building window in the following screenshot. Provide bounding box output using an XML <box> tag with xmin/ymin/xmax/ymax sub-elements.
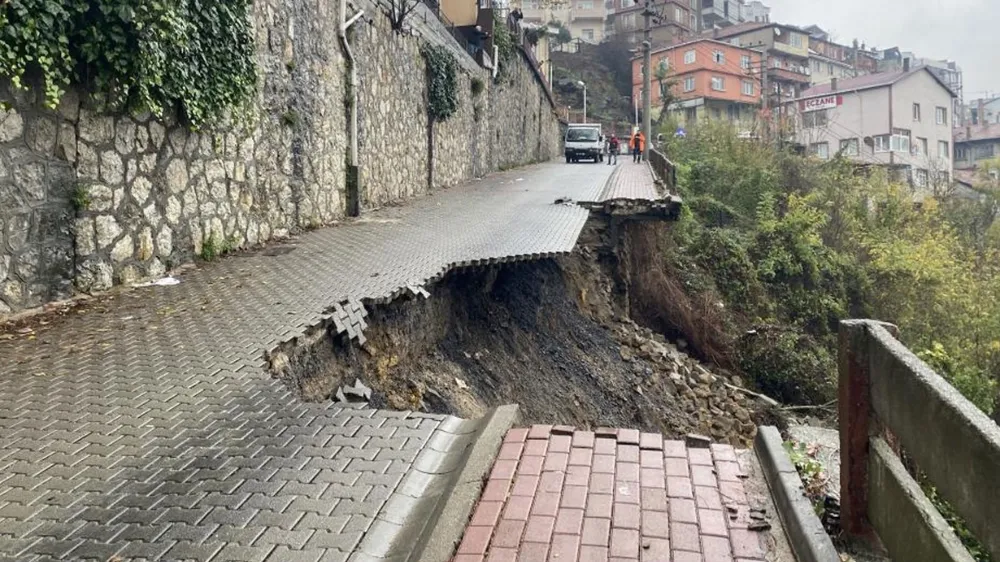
<box><xmin>675</xmin><ymin>6</ymin><xmax>682</xmax><ymax>21</ymax></box>
<box><xmin>874</xmin><ymin>134</ymin><xmax>891</xmax><ymax>153</ymax></box>
<box><xmin>772</xmin><ymin>58</ymin><xmax>782</xmax><ymax>69</ymax></box>
<box><xmin>689</xmin><ymin>0</ymin><xmax>696</xmax><ymax>7</ymax></box>
<box><xmin>802</xmin><ymin>110</ymin><xmax>828</xmax><ymax>128</ymax></box>
<box><xmin>938</xmin><ymin>140</ymin><xmax>949</xmax><ymax>160</ymax></box>
<box><xmin>955</xmin><ymin>145</ymin><xmax>969</xmax><ymax>161</ymax></box>
<box><xmin>936</xmin><ymin>106</ymin><xmax>948</xmax><ymax>125</ymax></box>
<box><xmin>810</xmin><ymin>142</ymin><xmax>830</xmax><ymax>159</ymax></box>
<box><xmin>890</xmin><ymin>128</ymin><xmax>911</xmax><ymax>153</ymax></box>
<box><xmin>727</xmin><ymin>104</ymin><xmax>740</xmax><ymax>121</ymax></box>
<box><xmin>828</xmin><ymin>63</ymin><xmax>834</xmax><ymax>74</ymax></box>
<box><xmin>684</xmin><ymin>50</ymin><xmax>696</xmax><ymax>64</ymax></box>
<box><xmin>914</xmin><ymin>137</ymin><xmax>927</xmax><ymax>156</ymax></box>
<box><xmin>578</xmin><ymin>0</ymin><xmax>594</xmax><ymax>8</ymax></box>
<box><xmin>711</xmin><ymin>76</ymin><xmax>725</xmax><ymax>91</ymax></box>
<box><xmin>812</xmin><ymin>60</ymin><xmax>821</xmax><ymax>71</ymax></box>
<box><xmin>912</xmin><ymin>103</ymin><xmax>921</xmax><ymax>122</ymax></box>
<box><xmin>684</xmin><ymin>76</ymin><xmax>695</xmax><ymax>92</ymax></box>
<box><xmin>974</xmin><ymin>143</ymin><xmax>996</xmax><ymax>160</ymax></box>
<box><xmin>839</xmin><ymin>138</ymin><xmax>859</xmax><ymax>156</ymax></box>
<box><xmin>790</xmin><ymin>33</ymin><xmax>804</xmax><ymax>48</ymax></box>
<box><xmin>914</xmin><ymin>169</ymin><xmax>928</xmax><ymax>187</ymax></box>
<box><xmin>741</xmin><ymin>55</ymin><xmax>751</xmax><ymax>69</ymax></box>
<box><xmin>685</xmin><ymin>107</ymin><xmax>697</xmax><ymax>122</ymax></box>
<box><xmin>741</xmin><ymin>80</ymin><xmax>754</xmax><ymax>95</ymax></box>
<box><xmin>690</xmin><ymin>13</ymin><xmax>697</xmax><ymax>28</ymax></box>
<box><xmin>713</xmin><ymin>50</ymin><xmax>725</xmax><ymax>64</ymax></box>
<box><xmin>582</xmin><ymin>28</ymin><xmax>594</xmax><ymax>40</ymax></box>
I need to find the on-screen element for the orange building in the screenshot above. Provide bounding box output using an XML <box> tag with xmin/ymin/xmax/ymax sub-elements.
<box><xmin>632</xmin><ymin>39</ymin><xmax>763</xmax><ymax>126</ymax></box>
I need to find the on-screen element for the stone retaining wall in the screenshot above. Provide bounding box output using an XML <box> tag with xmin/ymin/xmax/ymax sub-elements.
<box><xmin>0</xmin><ymin>0</ymin><xmax>561</xmax><ymax>315</ymax></box>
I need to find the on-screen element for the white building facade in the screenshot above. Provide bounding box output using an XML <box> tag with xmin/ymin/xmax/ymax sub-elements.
<box><xmin>789</xmin><ymin>67</ymin><xmax>957</xmax><ymax>192</ymax></box>
<box><xmin>743</xmin><ymin>0</ymin><xmax>770</xmax><ymax>22</ymax></box>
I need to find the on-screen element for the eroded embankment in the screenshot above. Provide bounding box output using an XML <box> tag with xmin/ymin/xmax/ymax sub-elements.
<box><xmin>268</xmin><ymin>220</ymin><xmax>767</xmax><ymax>446</ymax></box>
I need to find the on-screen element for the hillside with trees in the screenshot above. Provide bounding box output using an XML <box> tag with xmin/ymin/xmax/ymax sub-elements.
<box><xmin>654</xmin><ymin>121</ymin><xmax>1000</xmax><ymax>419</ymax></box>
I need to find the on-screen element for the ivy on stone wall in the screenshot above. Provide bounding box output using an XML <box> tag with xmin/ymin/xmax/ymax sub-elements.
<box><xmin>492</xmin><ymin>11</ymin><xmax>517</xmax><ymax>82</ymax></box>
<box><xmin>421</xmin><ymin>43</ymin><xmax>459</xmax><ymax>122</ymax></box>
<box><xmin>0</xmin><ymin>0</ymin><xmax>256</xmax><ymax>127</ymax></box>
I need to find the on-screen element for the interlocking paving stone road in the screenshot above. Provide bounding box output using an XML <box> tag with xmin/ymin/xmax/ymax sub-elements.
<box><xmin>455</xmin><ymin>426</ymin><xmax>768</xmax><ymax>562</ymax></box>
<box><xmin>0</xmin><ymin>161</ymin><xmax>661</xmax><ymax>561</ymax></box>
<box><xmin>599</xmin><ymin>162</ymin><xmax>659</xmax><ymax>202</ymax></box>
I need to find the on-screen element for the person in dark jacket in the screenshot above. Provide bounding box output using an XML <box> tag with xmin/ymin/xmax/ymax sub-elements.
<box><xmin>468</xmin><ymin>25</ymin><xmax>490</xmax><ymax>57</ymax></box>
<box><xmin>607</xmin><ymin>134</ymin><xmax>620</xmax><ymax>165</ymax></box>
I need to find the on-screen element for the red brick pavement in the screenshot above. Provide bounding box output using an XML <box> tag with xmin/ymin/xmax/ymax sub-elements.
<box><xmin>453</xmin><ymin>425</ymin><xmax>767</xmax><ymax>562</ymax></box>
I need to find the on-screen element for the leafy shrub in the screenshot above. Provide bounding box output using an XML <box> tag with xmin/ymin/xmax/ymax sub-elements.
<box><xmin>0</xmin><ymin>0</ymin><xmax>257</xmax><ymax>127</ymax></box>
<box><xmin>918</xmin><ymin>343</ymin><xmax>996</xmax><ymax>415</ymax></box>
<box><xmin>421</xmin><ymin>44</ymin><xmax>459</xmax><ymax>121</ymax></box>
<box><xmin>737</xmin><ymin>327</ymin><xmax>836</xmax><ymax>406</ymax></box>
<box><xmin>658</xmin><ymin>118</ymin><xmax>1000</xmax><ymax>415</ymax></box>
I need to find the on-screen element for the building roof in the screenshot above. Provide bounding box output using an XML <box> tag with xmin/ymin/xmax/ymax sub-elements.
<box><xmin>954</xmin><ymin>169</ymin><xmax>977</xmax><ymax>186</ymax></box>
<box><xmin>701</xmin><ymin>20</ymin><xmax>806</xmax><ymax>41</ymax></box>
<box><xmin>808</xmin><ymin>49</ymin><xmax>853</xmax><ymax>66</ymax></box>
<box><xmin>797</xmin><ymin>66</ymin><xmax>957</xmax><ymax>100</ymax></box>
<box><xmin>646</xmin><ymin>37</ymin><xmax>761</xmax><ymax>58</ymax></box>
<box><xmin>954</xmin><ymin>123</ymin><xmax>1000</xmax><ymax>143</ymax></box>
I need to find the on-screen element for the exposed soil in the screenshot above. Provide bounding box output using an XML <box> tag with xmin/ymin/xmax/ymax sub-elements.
<box><xmin>270</xmin><ymin>220</ymin><xmax>770</xmax><ymax>446</ymax></box>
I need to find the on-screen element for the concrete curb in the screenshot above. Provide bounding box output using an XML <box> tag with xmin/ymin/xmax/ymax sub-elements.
<box><xmin>755</xmin><ymin>426</ymin><xmax>841</xmax><ymax>562</ymax></box>
<box><xmin>411</xmin><ymin>404</ymin><xmax>521</xmax><ymax>562</ymax></box>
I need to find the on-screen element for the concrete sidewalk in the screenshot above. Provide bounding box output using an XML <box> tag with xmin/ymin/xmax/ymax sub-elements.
<box><xmin>0</xmin><ymin>161</ymin><xmax>665</xmax><ymax>561</ymax></box>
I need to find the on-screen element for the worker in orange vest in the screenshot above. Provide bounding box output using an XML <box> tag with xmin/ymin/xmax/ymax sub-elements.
<box><xmin>631</xmin><ymin>131</ymin><xmax>646</xmax><ymax>162</ymax></box>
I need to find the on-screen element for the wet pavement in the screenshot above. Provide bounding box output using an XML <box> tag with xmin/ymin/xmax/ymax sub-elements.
<box><xmin>454</xmin><ymin>425</ymin><xmax>780</xmax><ymax>562</ymax></box>
<box><xmin>0</xmin><ymin>162</ymin><xmax>664</xmax><ymax>561</ymax></box>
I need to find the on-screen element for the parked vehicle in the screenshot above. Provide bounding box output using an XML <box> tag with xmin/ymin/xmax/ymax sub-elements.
<box><xmin>564</xmin><ymin>124</ymin><xmax>603</xmax><ymax>163</ymax></box>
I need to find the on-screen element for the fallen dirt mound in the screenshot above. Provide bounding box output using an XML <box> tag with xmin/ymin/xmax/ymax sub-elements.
<box><xmin>270</xmin><ymin>246</ymin><xmax>763</xmax><ymax>446</ymax></box>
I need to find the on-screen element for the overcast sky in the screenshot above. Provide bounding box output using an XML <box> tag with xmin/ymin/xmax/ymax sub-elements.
<box><xmin>765</xmin><ymin>0</ymin><xmax>999</xmax><ymax>100</ymax></box>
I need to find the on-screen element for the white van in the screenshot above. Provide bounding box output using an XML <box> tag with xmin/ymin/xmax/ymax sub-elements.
<box><xmin>564</xmin><ymin>124</ymin><xmax>603</xmax><ymax>163</ymax></box>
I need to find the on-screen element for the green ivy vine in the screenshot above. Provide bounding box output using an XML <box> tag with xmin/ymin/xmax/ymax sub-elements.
<box><xmin>421</xmin><ymin>43</ymin><xmax>459</xmax><ymax>122</ymax></box>
<box><xmin>0</xmin><ymin>0</ymin><xmax>257</xmax><ymax>128</ymax></box>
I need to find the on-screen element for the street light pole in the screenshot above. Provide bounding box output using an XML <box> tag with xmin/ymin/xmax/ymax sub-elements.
<box><xmin>578</xmin><ymin>80</ymin><xmax>588</xmax><ymax>123</ymax></box>
<box><xmin>642</xmin><ymin>0</ymin><xmax>652</xmax><ymax>161</ymax></box>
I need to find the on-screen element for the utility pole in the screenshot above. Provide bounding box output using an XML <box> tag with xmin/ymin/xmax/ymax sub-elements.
<box><xmin>852</xmin><ymin>38</ymin><xmax>859</xmax><ymax>78</ymax></box>
<box><xmin>642</xmin><ymin>0</ymin><xmax>652</xmax><ymax>160</ymax></box>
<box><xmin>760</xmin><ymin>48</ymin><xmax>769</xmax><ymax>142</ymax></box>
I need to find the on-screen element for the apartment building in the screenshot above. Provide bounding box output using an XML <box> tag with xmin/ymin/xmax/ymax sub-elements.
<box><xmin>879</xmin><ymin>50</ymin><xmax>963</xmax><ymax>121</ymax></box>
<box><xmin>966</xmin><ymin>96</ymin><xmax>1000</xmax><ymax>126</ymax></box>
<box><xmin>954</xmin><ymin>124</ymin><xmax>1000</xmax><ymax>170</ymax></box>
<box><xmin>789</xmin><ymin>66</ymin><xmax>957</xmax><ymax>190</ymax></box>
<box><xmin>512</xmin><ymin>0</ymin><xmax>607</xmax><ymax>44</ymax></box>
<box><xmin>809</xmin><ymin>54</ymin><xmax>853</xmax><ymax>86</ymax></box>
<box><xmin>701</xmin><ymin>0</ymin><xmax>743</xmax><ymax>28</ymax></box>
<box><xmin>707</xmin><ymin>22</ymin><xmax>812</xmax><ymax>106</ymax></box>
<box><xmin>609</xmin><ymin>0</ymin><xmax>695</xmax><ymax>46</ymax></box>
<box><xmin>742</xmin><ymin>0</ymin><xmax>769</xmax><ymax>23</ymax></box>
<box><xmin>632</xmin><ymin>38</ymin><xmax>762</xmax><ymax>125</ymax></box>
<box><xmin>802</xmin><ymin>26</ymin><xmax>869</xmax><ymax>86</ymax></box>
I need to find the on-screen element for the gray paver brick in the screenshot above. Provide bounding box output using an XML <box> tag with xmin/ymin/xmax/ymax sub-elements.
<box><xmin>0</xmin><ymin>162</ymin><xmax>655</xmax><ymax>559</ymax></box>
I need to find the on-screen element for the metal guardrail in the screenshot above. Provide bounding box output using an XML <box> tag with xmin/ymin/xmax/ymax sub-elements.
<box><xmin>839</xmin><ymin>319</ymin><xmax>1000</xmax><ymax>561</ymax></box>
<box><xmin>419</xmin><ymin>0</ymin><xmax>470</xmax><ymax>51</ymax></box>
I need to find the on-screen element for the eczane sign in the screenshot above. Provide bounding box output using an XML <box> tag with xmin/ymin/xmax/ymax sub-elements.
<box><xmin>801</xmin><ymin>95</ymin><xmax>843</xmax><ymax>112</ymax></box>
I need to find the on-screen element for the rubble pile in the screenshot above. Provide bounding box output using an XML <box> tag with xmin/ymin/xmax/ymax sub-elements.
<box><xmin>610</xmin><ymin>318</ymin><xmax>759</xmax><ymax>445</ymax></box>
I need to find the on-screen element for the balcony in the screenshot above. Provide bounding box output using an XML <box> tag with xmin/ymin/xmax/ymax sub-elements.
<box><xmin>570</xmin><ymin>5</ymin><xmax>607</xmax><ymax>21</ymax></box>
<box><xmin>768</xmin><ymin>65</ymin><xmax>811</xmax><ymax>85</ymax></box>
<box><xmin>701</xmin><ymin>0</ymin><xmax>740</xmax><ymax>27</ymax></box>
<box><xmin>771</xmin><ymin>38</ymin><xmax>809</xmax><ymax>58</ymax></box>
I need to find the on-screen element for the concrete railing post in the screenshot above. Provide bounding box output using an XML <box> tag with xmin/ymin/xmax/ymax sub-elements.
<box><xmin>838</xmin><ymin>320</ymin><xmax>873</xmax><ymax>537</ymax></box>
<box><xmin>838</xmin><ymin>319</ymin><xmax>900</xmax><ymax>539</ymax></box>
